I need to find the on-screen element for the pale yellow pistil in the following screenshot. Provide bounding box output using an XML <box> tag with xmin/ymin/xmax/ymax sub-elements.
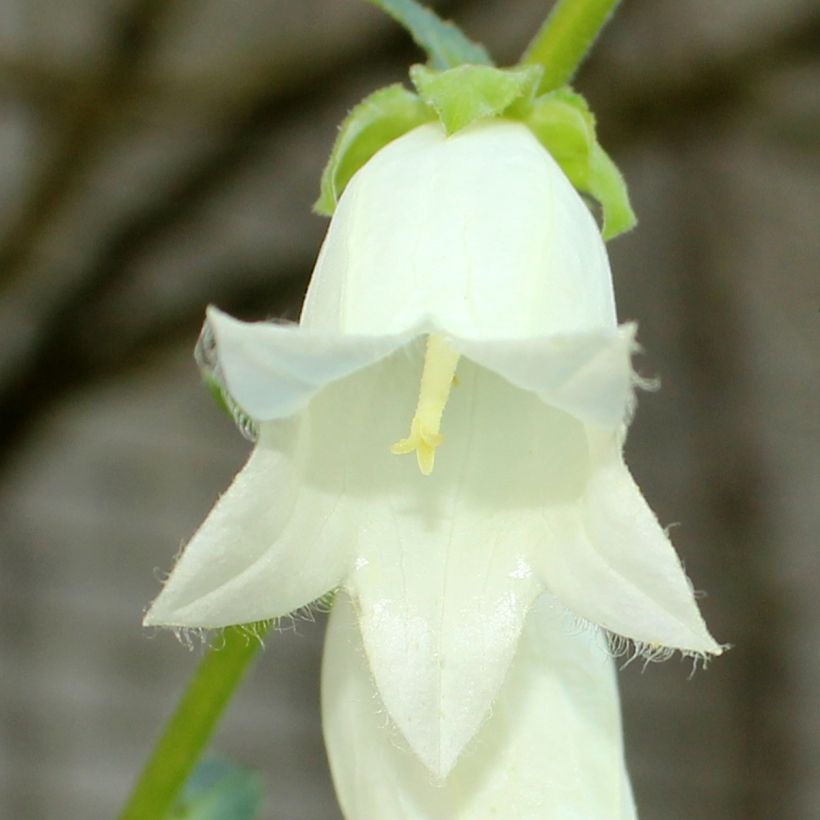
<box><xmin>391</xmin><ymin>334</ymin><xmax>460</xmax><ymax>475</ymax></box>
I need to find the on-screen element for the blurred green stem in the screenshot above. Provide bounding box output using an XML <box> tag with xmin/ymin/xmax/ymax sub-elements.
<box><xmin>119</xmin><ymin>624</ymin><xmax>270</xmax><ymax>820</ymax></box>
<box><xmin>523</xmin><ymin>0</ymin><xmax>622</xmax><ymax>93</ymax></box>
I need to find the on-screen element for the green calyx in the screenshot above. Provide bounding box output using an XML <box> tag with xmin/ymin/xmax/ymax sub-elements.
<box><xmin>523</xmin><ymin>87</ymin><xmax>636</xmax><ymax>239</ymax></box>
<box><xmin>409</xmin><ymin>63</ymin><xmax>543</xmax><ymax>134</ymax></box>
<box><xmin>314</xmin><ymin>64</ymin><xmax>545</xmax><ymax>216</ymax></box>
<box><xmin>315</xmin><ymin>70</ymin><xmax>634</xmax><ymax>241</ymax></box>
<box><xmin>314</xmin><ymin>84</ymin><xmax>434</xmax><ymax>216</ymax></box>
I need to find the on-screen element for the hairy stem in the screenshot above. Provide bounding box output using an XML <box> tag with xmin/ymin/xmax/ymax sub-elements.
<box><xmin>522</xmin><ymin>0</ymin><xmax>622</xmax><ymax>93</ymax></box>
<box><xmin>119</xmin><ymin>624</ymin><xmax>271</xmax><ymax>819</ymax></box>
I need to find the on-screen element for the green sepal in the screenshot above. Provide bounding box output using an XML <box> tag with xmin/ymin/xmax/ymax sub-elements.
<box><xmin>585</xmin><ymin>144</ymin><xmax>636</xmax><ymax>240</ymax></box>
<box><xmin>409</xmin><ymin>63</ymin><xmax>543</xmax><ymax>135</ymax></box>
<box><xmin>524</xmin><ymin>87</ymin><xmax>636</xmax><ymax>239</ymax></box>
<box><xmin>203</xmin><ymin>372</ymin><xmax>231</xmax><ymax>416</ymax></box>
<box><xmin>365</xmin><ymin>0</ymin><xmax>492</xmax><ymax>69</ymax></box>
<box><xmin>202</xmin><ymin>372</ymin><xmax>258</xmax><ymax>442</ymax></box>
<box><xmin>314</xmin><ymin>84</ymin><xmax>434</xmax><ymax>216</ymax></box>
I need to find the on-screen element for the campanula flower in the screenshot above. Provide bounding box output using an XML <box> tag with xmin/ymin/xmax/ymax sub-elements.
<box><xmin>144</xmin><ymin>119</ymin><xmax>720</xmax><ymax>776</ymax></box>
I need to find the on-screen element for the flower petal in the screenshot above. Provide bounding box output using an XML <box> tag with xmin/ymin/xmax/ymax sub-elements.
<box><xmin>300</xmin><ymin>120</ymin><xmax>618</xmax><ymax>338</ymax></box>
<box><xmin>530</xmin><ymin>436</ymin><xmax>722</xmax><ymax>655</ymax></box>
<box><xmin>348</xmin><ymin>511</ymin><xmax>541</xmax><ymax>778</ymax></box>
<box><xmin>206</xmin><ymin>305</ymin><xmax>417</xmax><ymax>421</ymax></box>
<box><xmin>322</xmin><ymin>592</ymin><xmax>638</xmax><ymax>819</ymax></box>
<box><xmin>143</xmin><ymin>420</ymin><xmax>351</xmax><ymax>627</ymax></box>
<box><xmin>208</xmin><ymin>305</ymin><xmax>636</xmax><ymax>431</ymax></box>
<box><xmin>453</xmin><ymin>323</ymin><xmax>636</xmax><ymax>428</ymax></box>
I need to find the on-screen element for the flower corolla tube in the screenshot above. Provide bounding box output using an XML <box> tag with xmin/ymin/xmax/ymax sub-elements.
<box><xmin>144</xmin><ymin>120</ymin><xmax>721</xmax><ymax>778</ymax></box>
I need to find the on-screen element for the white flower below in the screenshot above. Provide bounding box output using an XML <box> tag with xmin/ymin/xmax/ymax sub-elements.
<box><xmin>144</xmin><ymin>119</ymin><xmax>721</xmax><ymax>777</ymax></box>
<box><xmin>323</xmin><ymin>592</ymin><xmax>639</xmax><ymax>820</ymax></box>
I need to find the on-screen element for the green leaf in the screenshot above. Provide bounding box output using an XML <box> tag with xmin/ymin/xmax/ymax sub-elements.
<box><xmin>365</xmin><ymin>0</ymin><xmax>492</xmax><ymax>69</ymax></box>
<box><xmin>166</xmin><ymin>758</ymin><xmax>263</xmax><ymax>820</ymax></box>
<box><xmin>314</xmin><ymin>84</ymin><xmax>434</xmax><ymax>216</ymax></box>
<box><xmin>524</xmin><ymin>88</ymin><xmax>636</xmax><ymax>239</ymax></box>
<box><xmin>409</xmin><ymin>64</ymin><xmax>543</xmax><ymax>134</ymax></box>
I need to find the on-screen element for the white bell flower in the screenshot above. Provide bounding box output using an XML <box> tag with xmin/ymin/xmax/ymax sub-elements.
<box><xmin>323</xmin><ymin>592</ymin><xmax>638</xmax><ymax>819</ymax></box>
<box><xmin>144</xmin><ymin>120</ymin><xmax>720</xmax><ymax>777</ymax></box>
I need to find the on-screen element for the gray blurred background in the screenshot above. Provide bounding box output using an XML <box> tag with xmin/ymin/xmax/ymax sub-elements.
<box><xmin>0</xmin><ymin>1</ymin><xmax>818</xmax><ymax>818</ymax></box>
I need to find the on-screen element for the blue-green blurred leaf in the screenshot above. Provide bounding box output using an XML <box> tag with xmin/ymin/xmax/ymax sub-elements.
<box><xmin>365</xmin><ymin>0</ymin><xmax>492</xmax><ymax>68</ymax></box>
<box><xmin>167</xmin><ymin>758</ymin><xmax>263</xmax><ymax>820</ymax></box>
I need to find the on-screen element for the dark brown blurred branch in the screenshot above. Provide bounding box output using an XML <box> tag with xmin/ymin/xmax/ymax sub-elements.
<box><xmin>0</xmin><ymin>0</ymin><xmax>176</xmax><ymax>289</ymax></box>
<box><xmin>675</xmin><ymin>151</ymin><xmax>794</xmax><ymax>820</ymax></box>
<box><xmin>0</xmin><ymin>0</ymin><xmax>472</xmax><ymax>299</ymax></box>
<box><xmin>0</xmin><ymin>51</ymin><xmax>418</xmax><ymax>466</ymax></box>
<box><xmin>596</xmin><ymin>10</ymin><xmax>820</xmax><ymax>149</ymax></box>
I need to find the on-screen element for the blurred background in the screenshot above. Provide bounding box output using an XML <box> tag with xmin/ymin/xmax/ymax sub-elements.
<box><xmin>0</xmin><ymin>1</ymin><xmax>817</xmax><ymax>818</ymax></box>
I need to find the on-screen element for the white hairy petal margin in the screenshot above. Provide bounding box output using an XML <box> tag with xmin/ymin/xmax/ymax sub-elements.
<box><xmin>145</xmin><ymin>349</ymin><xmax>720</xmax><ymax>773</ymax></box>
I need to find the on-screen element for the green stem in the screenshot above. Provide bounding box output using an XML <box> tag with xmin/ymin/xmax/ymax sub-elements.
<box><xmin>119</xmin><ymin>623</ymin><xmax>271</xmax><ymax>820</ymax></box>
<box><xmin>522</xmin><ymin>0</ymin><xmax>622</xmax><ymax>93</ymax></box>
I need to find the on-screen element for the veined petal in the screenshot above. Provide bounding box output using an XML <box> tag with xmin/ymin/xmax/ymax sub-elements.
<box><xmin>348</xmin><ymin>512</ymin><xmax>541</xmax><ymax>778</ymax></box>
<box><xmin>300</xmin><ymin>121</ymin><xmax>617</xmax><ymax>338</ymax></box>
<box><xmin>206</xmin><ymin>306</ymin><xmax>417</xmax><ymax>421</ymax></box>
<box><xmin>322</xmin><ymin>592</ymin><xmax>638</xmax><ymax>820</ymax></box>
<box><xmin>143</xmin><ymin>420</ymin><xmax>351</xmax><ymax>627</ymax></box>
<box><xmin>530</xmin><ymin>436</ymin><xmax>721</xmax><ymax>656</ymax></box>
<box><xmin>453</xmin><ymin>323</ymin><xmax>636</xmax><ymax>428</ymax></box>
<box><xmin>208</xmin><ymin>306</ymin><xmax>637</xmax><ymax>431</ymax></box>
